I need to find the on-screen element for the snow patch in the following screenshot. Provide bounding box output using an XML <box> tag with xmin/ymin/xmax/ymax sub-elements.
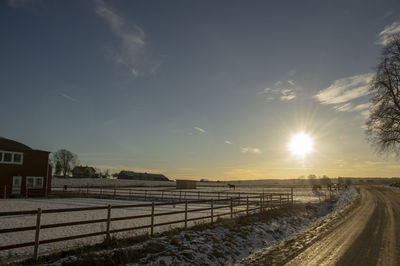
<box><xmin>48</xmin><ymin>187</ymin><xmax>358</xmax><ymax>265</ymax></box>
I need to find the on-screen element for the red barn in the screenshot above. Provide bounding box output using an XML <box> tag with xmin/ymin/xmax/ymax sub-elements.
<box><xmin>0</xmin><ymin>137</ymin><xmax>52</xmax><ymax>197</ymax></box>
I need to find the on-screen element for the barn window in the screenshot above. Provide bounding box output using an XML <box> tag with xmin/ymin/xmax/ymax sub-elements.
<box><xmin>13</xmin><ymin>153</ymin><xmax>22</xmax><ymax>163</ymax></box>
<box><xmin>0</xmin><ymin>151</ymin><xmax>23</xmax><ymax>164</ymax></box>
<box><xmin>26</xmin><ymin>177</ymin><xmax>43</xmax><ymax>189</ymax></box>
<box><xmin>3</xmin><ymin>153</ymin><xmax>12</xmax><ymax>162</ymax></box>
<box><xmin>27</xmin><ymin>177</ymin><xmax>34</xmax><ymax>188</ymax></box>
<box><xmin>35</xmin><ymin>178</ymin><xmax>43</xmax><ymax>188</ymax></box>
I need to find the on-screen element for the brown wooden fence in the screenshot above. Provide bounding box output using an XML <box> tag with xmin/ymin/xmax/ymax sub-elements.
<box><xmin>52</xmin><ymin>186</ymin><xmax>294</xmax><ymax>203</ymax></box>
<box><xmin>0</xmin><ymin>192</ymin><xmax>292</xmax><ymax>261</ymax></box>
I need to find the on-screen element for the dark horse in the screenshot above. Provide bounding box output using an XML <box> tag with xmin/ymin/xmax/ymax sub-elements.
<box><xmin>227</xmin><ymin>183</ymin><xmax>236</xmax><ymax>190</ymax></box>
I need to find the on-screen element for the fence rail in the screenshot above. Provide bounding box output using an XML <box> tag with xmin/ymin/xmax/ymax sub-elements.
<box><xmin>52</xmin><ymin>186</ymin><xmax>293</xmax><ymax>203</ymax></box>
<box><xmin>0</xmin><ymin>192</ymin><xmax>292</xmax><ymax>261</ymax></box>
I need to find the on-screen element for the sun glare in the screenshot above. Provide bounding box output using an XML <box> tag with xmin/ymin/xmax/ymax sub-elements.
<box><xmin>289</xmin><ymin>133</ymin><xmax>313</xmax><ymax>157</ymax></box>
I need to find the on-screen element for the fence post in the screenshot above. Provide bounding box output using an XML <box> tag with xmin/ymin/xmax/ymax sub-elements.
<box><xmin>230</xmin><ymin>197</ymin><xmax>233</xmax><ymax>219</ymax></box>
<box><xmin>291</xmin><ymin>188</ymin><xmax>294</xmax><ymax>207</ymax></box>
<box><xmin>260</xmin><ymin>194</ymin><xmax>263</xmax><ymax>213</ymax></box>
<box><xmin>106</xmin><ymin>205</ymin><xmax>111</xmax><ymax>240</ymax></box>
<box><xmin>211</xmin><ymin>199</ymin><xmax>214</xmax><ymax>225</ymax></box>
<box><xmin>262</xmin><ymin>192</ymin><xmax>265</xmax><ymax>212</ymax></box>
<box><xmin>218</xmin><ymin>192</ymin><xmax>220</xmax><ymax>200</ymax></box>
<box><xmin>198</xmin><ymin>191</ymin><xmax>200</xmax><ymax>200</ymax></box>
<box><xmin>129</xmin><ymin>189</ymin><xmax>132</xmax><ymax>199</ymax></box>
<box><xmin>150</xmin><ymin>202</ymin><xmax>155</xmax><ymax>236</ymax></box>
<box><xmin>145</xmin><ymin>190</ymin><xmax>147</xmax><ymax>200</ymax></box>
<box><xmin>180</xmin><ymin>191</ymin><xmax>182</xmax><ymax>201</ymax></box>
<box><xmin>33</xmin><ymin>208</ymin><xmax>42</xmax><ymax>261</ymax></box>
<box><xmin>279</xmin><ymin>194</ymin><xmax>282</xmax><ymax>207</ymax></box>
<box><xmin>246</xmin><ymin>196</ymin><xmax>249</xmax><ymax>216</ymax></box>
<box><xmin>184</xmin><ymin>201</ymin><xmax>188</xmax><ymax>229</ymax></box>
<box><xmin>161</xmin><ymin>191</ymin><xmax>164</xmax><ymax>200</ymax></box>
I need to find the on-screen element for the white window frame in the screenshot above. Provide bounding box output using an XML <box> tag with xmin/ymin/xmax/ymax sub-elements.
<box><xmin>26</xmin><ymin>176</ymin><xmax>44</xmax><ymax>189</ymax></box>
<box><xmin>0</xmin><ymin>151</ymin><xmax>23</xmax><ymax>165</ymax></box>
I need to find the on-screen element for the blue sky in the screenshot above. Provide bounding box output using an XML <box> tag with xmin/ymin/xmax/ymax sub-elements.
<box><xmin>1</xmin><ymin>0</ymin><xmax>400</xmax><ymax>179</ymax></box>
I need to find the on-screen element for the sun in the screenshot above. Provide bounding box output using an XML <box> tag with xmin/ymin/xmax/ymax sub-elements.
<box><xmin>289</xmin><ymin>132</ymin><xmax>313</xmax><ymax>157</ymax></box>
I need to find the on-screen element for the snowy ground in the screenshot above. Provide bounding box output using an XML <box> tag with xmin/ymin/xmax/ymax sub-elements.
<box><xmin>0</xmin><ymin>186</ymin><xmax>339</xmax><ymax>263</ymax></box>
<box><xmin>0</xmin><ymin>198</ymin><xmax>237</xmax><ymax>261</ymax></box>
<box><xmin>388</xmin><ymin>184</ymin><xmax>400</xmax><ymax>193</ymax></box>
<box><xmin>53</xmin><ymin>185</ymin><xmax>330</xmax><ymax>205</ymax></box>
<box><xmin>52</xmin><ymin>177</ymin><xmax>175</xmax><ymax>188</ymax></box>
<box><xmin>48</xmin><ymin>187</ymin><xmax>358</xmax><ymax>265</ymax></box>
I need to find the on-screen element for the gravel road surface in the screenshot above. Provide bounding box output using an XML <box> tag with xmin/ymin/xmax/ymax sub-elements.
<box><xmin>239</xmin><ymin>186</ymin><xmax>400</xmax><ymax>266</ymax></box>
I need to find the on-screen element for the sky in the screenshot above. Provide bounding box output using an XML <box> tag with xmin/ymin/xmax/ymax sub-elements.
<box><xmin>1</xmin><ymin>0</ymin><xmax>400</xmax><ymax>180</ymax></box>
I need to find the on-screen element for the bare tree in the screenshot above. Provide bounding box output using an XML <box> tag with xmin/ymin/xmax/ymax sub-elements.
<box><xmin>366</xmin><ymin>33</ymin><xmax>400</xmax><ymax>155</ymax></box>
<box><xmin>307</xmin><ymin>174</ymin><xmax>317</xmax><ymax>185</ymax></box>
<box><xmin>51</xmin><ymin>149</ymin><xmax>77</xmax><ymax>178</ymax></box>
<box><xmin>320</xmin><ymin>175</ymin><xmax>332</xmax><ymax>186</ymax></box>
<box><xmin>54</xmin><ymin>161</ymin><xmax>62</xmax><ymax>176</ymax></box>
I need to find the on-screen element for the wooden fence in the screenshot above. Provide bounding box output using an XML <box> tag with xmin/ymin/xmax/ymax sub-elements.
<box><xmin>52</xmin><ymin>186</ymin><xmax>294</xmax><ymax>203</ymax></box>
<box><xmin>0</xmin><ymin>192</ymin><xmax>291</xmax><ymax>261</ymax></box>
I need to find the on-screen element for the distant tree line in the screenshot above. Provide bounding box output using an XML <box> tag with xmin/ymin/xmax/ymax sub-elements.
<box><xmin>297</xmin><ymin>174</ymin><xmax>352</xmax><ymax>187</ymax></box>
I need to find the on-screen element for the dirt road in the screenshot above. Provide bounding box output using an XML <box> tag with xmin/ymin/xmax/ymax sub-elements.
<box><xmin>239</xmin><ymin>186</ymin><xmax>400</xmax><ymax>266</ymax></box>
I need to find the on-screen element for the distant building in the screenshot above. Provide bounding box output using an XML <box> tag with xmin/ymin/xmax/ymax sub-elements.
<box><xmin>0</xmin><ymin>137</ymin><xmax>52</xmax><ymax>197</ymax></box>
<box><xmin>118</xmin><ymin>170</ymin><xmax>169</xmax><ymax>181</ymax></box>
<box><xmin>72</xmin><ymin>166</ymin><xmax>97</xmax><ymax>178</ymax></box>
<box><xmin>176</xmin><ymin>179</ymin><xmax>197</xmax><ymax>189</ymax></box>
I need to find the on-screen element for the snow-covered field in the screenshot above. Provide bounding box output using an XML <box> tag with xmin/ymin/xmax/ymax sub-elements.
<box><xmin>0</xmin><ymin>186</ymin><xmax>338</xmax><ymax>262</ymax></box>
<box><xmin>50</xmin><ymin>187</ymin><xmax>358</xmax><ymax>265</ymax></box>
<box><xmin>53</xmin><ymin>181</ymin><xmax>331</xmax><ymax>204</ymax></box>
<box><xmin>52</xmin><ymin>177</ymin><xmax>175</xmax><ymax>188</ymax></box>
<box><xmin>0</xmin><ymin>198</ymin><xmax>238</xmax><ymax>261</ymax></box>
<box><xmin>388</xmin><ymin>185</ymin><xmax>400</xmax><ymax>193</ymax></box>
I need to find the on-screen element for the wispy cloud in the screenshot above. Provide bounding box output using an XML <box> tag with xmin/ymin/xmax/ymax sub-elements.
<box><xmin>224</xmin><ymin>140</ymin><xmax>232</xmax><ymax>144</ymax></box>
<box><xmin>194</xmin><ymin>127</ymin><xmax>206</xmax><ymax>133</ymax></box>
<box><xmin>377</xmin><ymin>21</ymin><xmax>400</xmax><ymax>45</ymax></box>
<box><xmin>95</xmin><ymin>0</ymin><xmax>145</xmax><ymax>77</ymax></box>
<box><xmin>333</xmin><ymin>102</ymin><xmax>369</xmax><ymax>112</ymax></box>
<box><xmin>60</xmin><ymin>93</ymin><xmax>79</xmax><ymax>103</ymax></box>
<box><xmin>286</xmin><ymin>69</ymin><xmax>296</xmax><ymax>77</ymax></box>
<box><xmin>352</xmin><ymin>103</ymin><xmax>369</xmax><ymax>111</ymax></box>
<box><xmin>241</xmin><ymin>146</ymin><xmax>261</xmax><ymax>154</ymax></box>
<box><xmin>333</xmin><ymin>103</ymin><xmax>353</xmax><ymax>112</ymax></box>
<box><xmin>261</xmin><ymin>80</ymin><xmax>297</xmax><ymax>102</ymax></box>
<box><xmin>314</xmin><ymin>73</ymin><xmax>374</xmax><ymax>105</ymax></box>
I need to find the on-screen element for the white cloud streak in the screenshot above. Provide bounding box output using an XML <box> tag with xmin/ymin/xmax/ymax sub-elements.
<box><xmin>95</xmin><ymin>0</ymin><xmax>145</xmax><ymax>77</ymax></box>
<box><xmin>261</xmin><ymin>80</ymin><xmax>297</xmax><ymax>102</ymax></box>
<box><xmin>333</xmin><ymin>102</ymin><xmax>370</xmax><ymax>113</ymax></box>
<box><xmin>194</xmin><ymin>127</ymin><xmax>206</xmax><ymax>133</ymax></box>
<box><xmin>60</xmin><ymin>93</ymin><xmax>79</xmax><ymax>103</ymax></box>
<box><xmin>224</xmin><ymin>140</ymin><xmax>232</xmax><ymax>144</ymax></box>
<box><xmin>314</xmin><ymin>73</ymin><xmax>374</xmax><ymax>105</ymax></box>
<box><xmin>352</xmin><ymin>103</ymin><xmax>370</xmax><ymax>111</ymax></box>
<box><xmin>377</xmin><ymin>21</ymin><xmax>400</xmax><ymax>45</ymax></box>
<box><xmin>241</xmin><ymin>146</ymin><xmax>261</xmax><ymax>154</ymax></box>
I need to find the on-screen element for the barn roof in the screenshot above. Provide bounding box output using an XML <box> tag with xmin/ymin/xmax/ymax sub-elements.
<box><xmin>0</xmin><ymin>137</ymin><xmax>33</xmax><ymax>151</ymax></box>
